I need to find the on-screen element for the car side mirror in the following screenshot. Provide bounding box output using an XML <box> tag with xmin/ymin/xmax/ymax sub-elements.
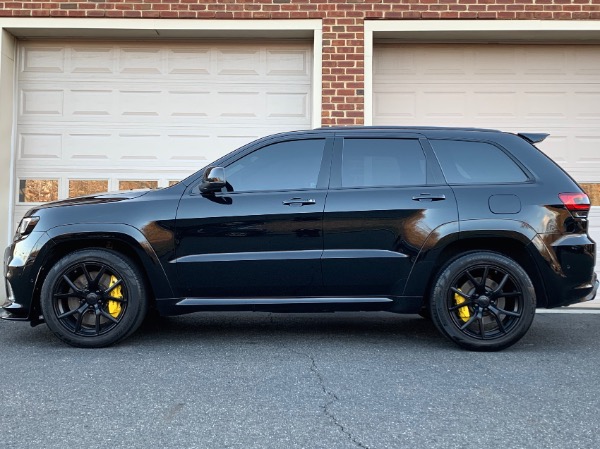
<box><xmin>200</xmin><ymin>166</ymin><xmax>226</xmax><ymax>193</ymax></box>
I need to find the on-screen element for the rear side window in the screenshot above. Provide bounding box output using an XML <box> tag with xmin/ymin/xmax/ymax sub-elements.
<box><xmin>430</xmin><ymin>140</ymin><xmax>528</xmax><ymax>184</ymax></box>
<box><xmin>341</xmin><ymin>138</ymin><xmax>426</xmax><ymax>188</ymax></box>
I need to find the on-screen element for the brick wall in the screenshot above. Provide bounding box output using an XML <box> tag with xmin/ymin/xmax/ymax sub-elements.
<box><xmin>2</xmin><ymin>0</ymin><xmax>600</xmax><ymax>125</ymax></box>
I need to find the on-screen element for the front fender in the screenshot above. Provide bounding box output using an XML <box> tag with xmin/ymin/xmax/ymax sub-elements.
<box><xmin>44</xmin><ymin>223</ymin><xmax>175</xmax><ymax>301</ymax></box>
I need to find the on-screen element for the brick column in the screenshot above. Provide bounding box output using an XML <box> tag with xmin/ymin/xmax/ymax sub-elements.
<box><xmin>321</xmin><ymin>17</ymin><xmax>364</xmax><ymax>126</ymax></box>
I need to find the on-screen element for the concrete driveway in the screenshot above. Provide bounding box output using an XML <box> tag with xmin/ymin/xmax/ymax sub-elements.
<box><xmin>0</xmin><ymin>311</ymin><xmax>599</xmax><ymax>449</ymax></box>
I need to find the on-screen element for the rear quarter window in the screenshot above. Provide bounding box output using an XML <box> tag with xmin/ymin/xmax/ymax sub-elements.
<box><xmin>430</xmin><ymin>140</ymin><xmax>528</xmax><ymax>184</ymax></box>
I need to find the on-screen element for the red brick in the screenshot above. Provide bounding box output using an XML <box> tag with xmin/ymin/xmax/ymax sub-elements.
<box><xmin>141</xmin><ymin>10</ymin><xmax>160</xmax><ymax>17</ymax></box>
<box><xmin>85</xmin><ymin>9</ymin><xmax>105</xmax><ymax>16</ymax></box>
<box><xmin>572</xmin><ymin>11</ymin><xmax>592</xmax><ymax>18</ymax></box>
<box><xmin>497</xmin><ymin>11</ymin><xmax>517</xmax><ymax>18</ymax></box>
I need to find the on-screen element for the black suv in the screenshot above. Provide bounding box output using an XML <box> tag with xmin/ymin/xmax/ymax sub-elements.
<box><xmin>3</xmin><ymin>127</ymin><xmax>598</xmax><ymax>350</ymax></box>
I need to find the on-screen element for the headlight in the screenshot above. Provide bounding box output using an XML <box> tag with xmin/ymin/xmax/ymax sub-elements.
<box><xmin>15</xmin><ymin>216</ymin><xmax>39</xmax><ymax>240</ymax></box>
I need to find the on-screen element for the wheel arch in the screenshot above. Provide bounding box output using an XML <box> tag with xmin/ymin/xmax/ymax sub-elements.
<box><xmin>405</xmin><ymin>221</ymin><xmax>548</xmax><ymax>309</ymax></box>
<box><xmin>29</xmin><ymin>224</ymin><xmax>174</xmax><ymax>323</ymax></box>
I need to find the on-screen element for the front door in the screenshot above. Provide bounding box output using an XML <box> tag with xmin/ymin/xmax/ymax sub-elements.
<box><xmin>175</xmin><ymin>137</ymin><xmax>332</xmax><ymax>298</ymax></box>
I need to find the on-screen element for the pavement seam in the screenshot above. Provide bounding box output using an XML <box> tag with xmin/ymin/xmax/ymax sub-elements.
<box><xmin>293</xmin><ymin>349</ymin><xmax>371</xmax><ymax>449</ymax></box>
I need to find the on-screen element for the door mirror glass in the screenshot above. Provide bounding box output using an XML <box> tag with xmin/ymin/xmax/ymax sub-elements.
<box><xmin>200</xmin><ymin>167</ymin><xmax>226</xmax><ymax>192</ymax></box>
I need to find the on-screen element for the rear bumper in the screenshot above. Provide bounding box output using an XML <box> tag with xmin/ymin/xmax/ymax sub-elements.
<box><xmin>583</xmin><ymin>273</ymin><xmax>598</xmax><ymax>303</ymax></box>
<box><xmin>531</xmin><ymin>233</ymin><xmax>597</xmax><ymax>308</ymax></box>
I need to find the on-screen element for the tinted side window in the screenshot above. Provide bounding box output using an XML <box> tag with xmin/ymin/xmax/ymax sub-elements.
<box><xmin>341</xmin><ymin>139</ymin><xmax>426</xmax><ymax>188</ymax></box>
<box><xmin>224</xmin><ymin>139</ymin><xmax>325</xmax><ymax>192</ymax></box>
<box><xmin>430</xmin><ymin>140</ymin><xmax>528</xmax><ymax>184</ymax></box>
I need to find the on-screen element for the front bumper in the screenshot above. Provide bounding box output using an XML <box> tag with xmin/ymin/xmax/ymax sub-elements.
<box><xmin>2</xmin><ymin>245</ymin><xmax>12</xmax><ymax>308</ymax></box>
<box><xmin>2</xmin><ymin>232</ymin><xmax>51</xmax><ymax>322</ymax></box>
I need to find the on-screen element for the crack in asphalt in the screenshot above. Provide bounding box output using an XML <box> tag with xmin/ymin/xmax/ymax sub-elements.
<box><xmin>295</xmin><ymin>350</ymin><xmax>371</xmax><ymax>449</ymax></box>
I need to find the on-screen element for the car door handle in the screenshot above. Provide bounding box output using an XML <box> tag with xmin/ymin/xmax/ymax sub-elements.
<box><xmin>412</xmin><ymin>194</ymin><xmax>446</xmax><ymax>202</ymax></box>
<box><xmin>282</xmin><ymin>198</ymin><xmax>316</xmax><ymax>206</ymax></box>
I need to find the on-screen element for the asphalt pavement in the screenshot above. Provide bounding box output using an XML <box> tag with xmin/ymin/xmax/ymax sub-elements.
<box><xmin>1</xmin><ymin>311</ymin><xmax>599</xmax><ymax>449</ymax></box>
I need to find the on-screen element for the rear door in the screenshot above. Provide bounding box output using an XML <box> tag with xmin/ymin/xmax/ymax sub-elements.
<box><xmin>321</xmin><ymin>132</ymin><xmax>458</xmax><ymax>297</ymax></box>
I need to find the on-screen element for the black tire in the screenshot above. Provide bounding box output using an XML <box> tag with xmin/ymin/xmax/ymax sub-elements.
<box><xmin>40</xmin><ymin>249</ymin><xmax>148</xmax><ymax>348</ymax></box>
<box><xmin>429</xmin><ymin>251</ymin><xmax>536</xmax><ymax>351</ymax></box>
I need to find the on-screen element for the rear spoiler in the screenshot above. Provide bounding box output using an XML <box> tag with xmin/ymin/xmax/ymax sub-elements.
<box><xmin>518</xmin><ymin>133</ymin><xmax>550</xmax><ymax>144</ymax></box>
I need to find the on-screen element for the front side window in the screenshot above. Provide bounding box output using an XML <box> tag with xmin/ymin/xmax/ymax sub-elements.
<box><xmin>224</xmin><ymin>139</ymin><xmax>325</xmax><ymax>192</ymax></box>
<box><xmin>341</xmin><ymin>138</ymin><xmax>426</xmax><ymax>188</ymax></box>
<box><xmin>430</xmin><ymin>140</ymin><xmax>528</xmax><ymax>184</ymax></box>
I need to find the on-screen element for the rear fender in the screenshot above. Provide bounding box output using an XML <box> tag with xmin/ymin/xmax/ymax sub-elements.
<box><xmin>403</xmin><ymin>219</ymin><xmax>538</xmax><ymax>298</ymax></box>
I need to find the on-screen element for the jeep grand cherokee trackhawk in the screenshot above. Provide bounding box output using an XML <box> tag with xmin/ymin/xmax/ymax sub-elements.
<box><xmin>3</xmin><ymin>127</ymin><xmax>598</xmax><ymax>350</ymax></box>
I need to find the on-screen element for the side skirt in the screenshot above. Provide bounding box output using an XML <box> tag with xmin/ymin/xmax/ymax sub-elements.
<box><xmin>155</xmin><ymin>296</ymin><xmax>423</xmax><ymax>315</ymax></box>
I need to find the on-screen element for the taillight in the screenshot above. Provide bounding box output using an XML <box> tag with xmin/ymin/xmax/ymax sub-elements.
<box><xmin>559</xmin><ymin>192</ymin><xmax>590</xmax><ymax>218</ymax></box>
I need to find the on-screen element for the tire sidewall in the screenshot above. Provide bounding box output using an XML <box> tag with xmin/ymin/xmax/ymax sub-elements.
<box><xmin>40</xmin><ymin>249</ymin><xmax>147</xmax><ymax>348</ymax></box>
<box><xmin>430</xmin><ymin>251</ymin><xmax>536</xmax><ymax>351</ymax></box>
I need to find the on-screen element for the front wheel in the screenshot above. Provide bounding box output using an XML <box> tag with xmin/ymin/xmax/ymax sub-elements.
<box><xmin>429</xmin><ymin>251</ymin><xmax>536</xmax><ymax>351</ymax></box>
<box><xmin>40</xmin><ymin>249</ymin><xmax>148</xmax><ymax>348</ymax></box>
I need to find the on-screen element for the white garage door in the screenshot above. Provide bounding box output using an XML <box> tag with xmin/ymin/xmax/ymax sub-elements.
<box><xmin>14</xmin><ymin>40</ymin><xmax>312</xmax><ymax>225</ymax></box>
<box><xmin>373</xmin><ymin>43</ymin><xmax>600</xmax><ymax>271</ymax></box>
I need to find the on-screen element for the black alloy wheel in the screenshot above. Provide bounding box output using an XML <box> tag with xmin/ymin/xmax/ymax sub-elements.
<box><xmin>40</xmin><ymin>249</ymin><xmax>148</xmax><ymax>348</ymax></box>
<box><xmin>430</xmin><ymin>251</ymin><xmax>536</xmax><ymax>351</ymax></box>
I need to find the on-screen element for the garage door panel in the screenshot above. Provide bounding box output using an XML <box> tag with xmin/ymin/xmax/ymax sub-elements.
<box><xmin>19</xmin><ymin>132</ymin><xmax>62</xmax><ymax>160</ymax></box>
<box><xmin>19</xmin><ymin>42</ymin><xmax>310</xmax><ymax>81</ymax></box>
<box><xmin>266</xmin><ymin>49</ymin><xmax>309</xmax><ymax>76</ymax></box>
<box><xmin>473</xmin><ymin>91</ymin><xmax>518</xmax><ymax>119</ymax></box>
<box><xmin>375</xmin><ymin>44</ymin><xmax>600</xmax><ymax>83</ymax></box>
<box><xmin>18</xmin><ymin>84</ymin><xmax>311</xmax><ymax>125</ymax></box>
<box><xmin>20</xmin><ymin>89</ymin><xmax>64</xmax><ymax>116</ymax></box>
<box><xmin>21</xmin><ymin>46</ymin><xmax>65</xmax><ymax>73</ymax></box>
<box><xmin>374</xmin><ymin>84</ymin><xmax>600</xmax><ymax>127</ymax></box>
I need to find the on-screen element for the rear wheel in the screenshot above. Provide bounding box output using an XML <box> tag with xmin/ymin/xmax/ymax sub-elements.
<box><xmin>40</xmin><ymin>249</ymin><xmax>148</xmax><ymax>348</ymax></box>
<box><xmin>429</xmin><ymin>251</ymin><xmax>536</xmax><ymax>351</ymax></box>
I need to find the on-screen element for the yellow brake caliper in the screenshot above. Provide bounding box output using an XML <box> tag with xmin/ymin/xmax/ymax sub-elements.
<box><xmin>454</xmin><ymin>289</ymin><xmax>471</xmax><ymax>323</ymax></box>
<box><xmin>108</xmin><ymin>275</ymin><xmax>123</xmax><ymax>318</ymax></box>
